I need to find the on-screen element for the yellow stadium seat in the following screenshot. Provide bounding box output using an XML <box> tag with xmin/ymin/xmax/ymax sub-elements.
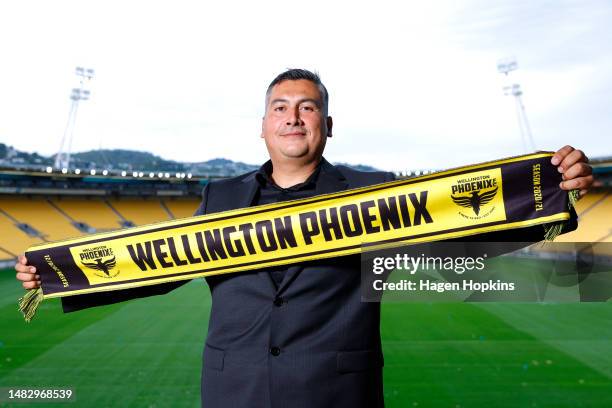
<box><xmin>107</xmin><ymin>198</ymin><xmax>172</xmax><ymax>226</ymax></box>
<box><xmin>557</xmin><ymin>192</ymin><xmax>612</xmax><ymax>243</ymax></box>
<box><xmin>0</xmin><ymin>246</ymin><xmax>16</xmax><ymax>259</ymax></box>
<box><xmin>162</xmin><ymin>199</ymin><xmax>199</xmax><ymax>219</ymax></box>
<box><xmin>50</xmin><ymin>198</ymin><xmax>123</xmax><ymax>232</ymax></box>
<box><xmin>0</xmin><ymin>197</ymin><xmax>81</xmax><ymax>242</ymax></box>
<box><xmin>0</xmin><ymin>212</ymin><xmax>44</xmax><ymax>256</ymax></box>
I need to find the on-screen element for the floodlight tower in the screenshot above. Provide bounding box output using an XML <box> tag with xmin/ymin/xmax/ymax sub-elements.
<box><xmin>497</xmin><ymin>57</ymin><xmax>535</xmax><ymax>152</ymax></box>
<box><xmin>54</xmin><ymin>67</ymin><xmax>95</xmax><ymax>170</ymax></box>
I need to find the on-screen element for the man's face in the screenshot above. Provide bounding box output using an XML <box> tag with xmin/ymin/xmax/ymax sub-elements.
<box><xmin>261</xmin><ymin>79</ymin><xmax>332</xmax><ymax>162</ymax></box>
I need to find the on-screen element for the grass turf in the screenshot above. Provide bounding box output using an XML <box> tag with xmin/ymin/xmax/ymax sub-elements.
<box><xmin>1</xmin><ymin>266</ymin><xmax>611</xmax><ymax>407</ymax></box>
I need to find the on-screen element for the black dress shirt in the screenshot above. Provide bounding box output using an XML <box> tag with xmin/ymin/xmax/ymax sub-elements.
<box><xmin>252</xmin><ymin>160</ymin><xmax>322</xmax><ymax>286</ymax></box>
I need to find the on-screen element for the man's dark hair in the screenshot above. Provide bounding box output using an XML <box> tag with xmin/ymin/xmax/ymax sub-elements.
<box><xmin>265</xmin><ymin>68</ymin><xmax>329</xmax><ymax>115</ymax></box>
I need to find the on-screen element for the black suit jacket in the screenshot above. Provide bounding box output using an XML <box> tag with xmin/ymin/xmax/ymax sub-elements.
<box><xmin>62</xmin><ymin>158</ymin><xmax>395</xmax><ymax>408</ymax></box>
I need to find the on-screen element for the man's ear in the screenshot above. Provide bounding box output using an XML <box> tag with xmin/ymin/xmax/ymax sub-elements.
<box><xmin>260</xmin><ymin>117</ymin><xmax>265</xmax><ymax>138</ymax></box>
<box><xmin>326</xmin><ymin>116</ymin><xmax>333</xmax><ymax>138</ymax></box>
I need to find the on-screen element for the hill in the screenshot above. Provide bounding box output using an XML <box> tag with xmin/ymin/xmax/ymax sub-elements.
<box><xmin>0</xmin><ymin>143</ymin><xmax>380</xmax><ymax>176</ymax></box>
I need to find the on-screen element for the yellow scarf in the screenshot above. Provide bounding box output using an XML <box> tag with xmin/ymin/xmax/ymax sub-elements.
<box><xmin>19</xmin><ymin>152</ymin><xmax>577</xmax><ymax>321</ymax></box>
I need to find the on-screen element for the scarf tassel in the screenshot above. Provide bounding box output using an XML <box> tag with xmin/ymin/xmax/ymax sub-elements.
<box><xmin>18</xmin><ymin>287</ymin><xmax>43</xmax><ymax>323</ymax></box>
<box><xmin>544</xmin><ymin>189</ymin><xmax>580</xmax><ymax>241</ymax></box>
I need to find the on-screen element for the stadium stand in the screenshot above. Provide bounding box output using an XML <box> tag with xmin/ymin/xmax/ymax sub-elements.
<box><xmin>163</xmin><ymin>199</ymin><xmax>199</xmax><ymax>219</ymax></box>
<box><xmin>0</xmin><ymin>169</ymin><xmax>206</xmax><ymax>262</ymax></box>
<box><xmin>557</xmin><ymin>192</ymin><xmax>611</xmax><ymax>243</ymax></box>
<box><xmin>107</xmin><ymin>198</ymin><xmax>171</xmax><ymax>226</ymax></box>
<box><xmin>0</xmin><ymin>197</ymin><xmax>80</xmax><ymax>242</ymax></box>
<box><xmin>0</xmin><ymin>246</ymin><xmax>15</xmax><ymax>258</ymax></box>
<box><xmin>51</xmin><ymin>197</ymin><xmax>123</xmax><ymax>231</ymax></box>
<box><xmin>0</xmin><ymin>209</ymin><xmax>43</xmax><ymax>256</ymax></box>
<box><xmin>0</xmin><ymin>195</ymin><xmax>203</xmax><ymax>258</ymax></box>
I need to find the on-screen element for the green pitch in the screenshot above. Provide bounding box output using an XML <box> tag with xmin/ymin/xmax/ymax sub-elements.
<box><xmin>1</xmin><ymin>266</ymin><xmax>611</xmax><ymax>408</ymax></box>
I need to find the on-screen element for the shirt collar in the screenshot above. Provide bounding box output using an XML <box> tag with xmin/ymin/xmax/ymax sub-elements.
<box><xmin>255</xmin><ymin>159</ymin><xmax>323</xmax><ymax>191</ymax></box>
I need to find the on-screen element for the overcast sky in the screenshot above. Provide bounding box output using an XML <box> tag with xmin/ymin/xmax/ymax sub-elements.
<box><xmin>0</xmin><ymin>0</ymin><xmax>610</xmax><ymax>172</ymax></box>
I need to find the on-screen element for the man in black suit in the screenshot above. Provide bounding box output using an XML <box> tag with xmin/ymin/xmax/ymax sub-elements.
<box><xmin>16</xmin><ymin>69</ymin><xmax>594</xmax><ymax>407</ymax></box>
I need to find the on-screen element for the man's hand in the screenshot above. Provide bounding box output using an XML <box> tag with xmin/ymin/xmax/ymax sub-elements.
<box><xmin>551</xmin><ymin>145</ymin><xmax>593</xmax><ymax>197</ymax></box>
<box><xmin>15</xmin><ymin>254</ymin><xmax>40</xmax><ymax>290</ymax></box>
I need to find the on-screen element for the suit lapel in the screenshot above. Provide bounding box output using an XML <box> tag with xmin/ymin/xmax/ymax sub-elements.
<box><xmin>314</xmin><ymin>158</ymin><xmax>349</xmax><ymax>196</ymax></box>
<box><xmin>236</xmin><ymin>172</ymin><xmax>278</xmax><ymax>293</ymax></box>
<box><xmin>238</xmin><ymin>171</ymin><xmax>260</xmax><ymax>210</ymax></box>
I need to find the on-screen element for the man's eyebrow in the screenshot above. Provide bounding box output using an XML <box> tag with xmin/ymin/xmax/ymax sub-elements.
<box><xmin>299</xmin><ymin>98</ymin><xmax>322</xmax><ymax>106</ymax></box>
<box><xmin>269</xmin><ymin>98</ymin><xmax>321</xmax><ymax>106</ymax></box>
<box><xmin>270</xmin><ymin>98</ymin><xmax>289</xmax><ymax>105</ymax></box>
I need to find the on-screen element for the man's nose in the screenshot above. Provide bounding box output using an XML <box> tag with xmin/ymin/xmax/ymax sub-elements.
<box><xmin>285</xmin><ymin>106</ymin><xmax>303</xmax><ymax>126</ymax></box>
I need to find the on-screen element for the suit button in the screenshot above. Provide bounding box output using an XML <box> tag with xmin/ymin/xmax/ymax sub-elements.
<box><xmin>270</xmin><ymin>347</ymin><xmax>281</xmax><ymax>356</ymax></box>
<box><xmin>273</xmin><ymin>296</ymin><xmax>284</xmax><ymax>307</ymax></box>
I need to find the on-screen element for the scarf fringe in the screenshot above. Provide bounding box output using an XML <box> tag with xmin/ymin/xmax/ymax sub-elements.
<box><xmin>18</xmin><ymin>287</ymin><xmax>43</xmax><ymax>323</ymax></box>
<box><xmin>544</xmin><ymin>189</ymin><xmax>580</xmax><ymax>241</ymax></box>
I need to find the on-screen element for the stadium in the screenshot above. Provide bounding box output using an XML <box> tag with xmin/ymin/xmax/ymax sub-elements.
<box><xmin>1</xmin><ymin>156</ymin><xmax>610</xmax><ymax>407</ymax></box>
<box><xmin>2</xmin><ymin>0</ymin><xmax>612</xmax><ymax>404</ymax></box>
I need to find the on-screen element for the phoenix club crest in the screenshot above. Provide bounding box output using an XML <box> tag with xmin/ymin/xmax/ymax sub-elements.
<box><xmin>451</xmin><ymin>187</ymin><xmax>498</xmax><ymax>216</ymax></box>
<box><xmin>82</xmin><ymin>256</ymin><xmax>118</xmax><ymax>278</ymax></box>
